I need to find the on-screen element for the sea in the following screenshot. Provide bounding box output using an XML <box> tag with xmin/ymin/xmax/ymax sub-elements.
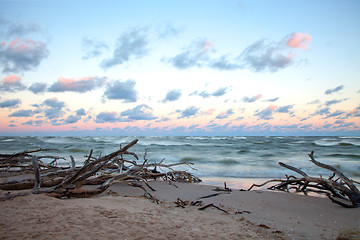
<box><xmin>1</xmin><ymin>136</ymin><xmax>359</xmax><ymax>188</ymax></box>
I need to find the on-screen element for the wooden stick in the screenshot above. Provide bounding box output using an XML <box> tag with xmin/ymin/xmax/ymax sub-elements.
<box><xmin>198</xmin><ymin>204</ymin><xmax>228</xmax><ymax>213</ymax></box>
<box><xmin>31</xmin><ymin>156</ymin><xmax>41</xmax><ymax>191</ymax></box>
<box><xmin>70</xmin><ymin>156</ymin><xmax>76</xmax><ymax>169</ymax></box>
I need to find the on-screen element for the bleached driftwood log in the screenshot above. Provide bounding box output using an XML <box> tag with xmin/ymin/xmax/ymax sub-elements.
<box><xmin>0</xmin><ymin>148</ymin><xmax>76</xmax><ymax>190</ymax></box>
<box><xmin>248</xmin><ymin>151</ymin><xmax>360</xmax><ymax>208</ymax></box>
<box><xmin>1</xmin><ymin>139</ymin><xmax>200</xmax><ymax>199</ymax></box>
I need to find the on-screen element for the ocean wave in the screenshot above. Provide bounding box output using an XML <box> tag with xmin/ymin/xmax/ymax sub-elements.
<box><xmin>139</xmin><ymin>140</ymin><xmax>187</xmax><ymax>147</ymax></box>
<box><xmin>43</xmin><ymin>136</ymin><xmax>75</xmax><ymax>144</ymax></box>
<box><xmin>0</xmin><ymin>138</ymin><xmax>16</xmax><ymax>142</ymax></box>
<box><xmin>68</xmin><ymin>148</ymin><xmax>87</xmax><ymax>153</ymax></box>
<box><xmin>339</xmin><ymin>136</ymin><xmax>360</xmax><ymax>139</ymax></box>
<box><xmin>314</xmin><ymin>139</ymin><xmax>360</xmax><ymax>147</ymax></box>
<box><xmin>260</xmin><ymin>153</ymin><xmax>275</xmax><ymax>157</ymax></box>
<box><xmin>326</xmin><ymin>153</ymin><xmax>360</xmax><ymax>159</ymax></box>
<box><xmin>237</xmin><ymin>149</ymin><xmax>249</xmax><ymax>154</ymax></box>
<box><xmin>179</xmin><ymin>157</ymin><xmax>205</xmax><ymax>163</ymax></box>
<box><xmin>218</xmin><ymin>159</ymin><xmax>239</xmax><ymax>165</ymax></box>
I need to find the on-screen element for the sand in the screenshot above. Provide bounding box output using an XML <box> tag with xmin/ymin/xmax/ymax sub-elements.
<box><xmin>1</xmin><ymin>181</ymin><xmax>359</xmax><ymax>240</ymax></box>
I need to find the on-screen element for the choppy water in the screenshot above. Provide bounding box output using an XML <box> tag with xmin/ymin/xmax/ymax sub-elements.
<box><xmin>1</xmin><ymin>136</ymin><xmax>359</xmax><ymax>183</ymax></box>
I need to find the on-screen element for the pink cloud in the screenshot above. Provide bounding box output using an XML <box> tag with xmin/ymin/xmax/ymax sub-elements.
<box><xmin>49</xmin><ymin>76</ymin><xmax>105</xmax><ymax>92</ymax></box>
<box><xmin>0</xmin><ymin>75</ymin><xmax>26</xmax><ymax>92</ymax></box>
<box><xmin>7</xmin><ymin>38</ymin><xmax>47</xmax><ymax>55</ymax></box>
<box><xmin>268</xmin><ymin>104</ymin><xmax>278</xmax><ymax>110</ymax></box>
<box><xmin>243</xmin><ymin>94</ymin><xmax>262</xmax><ymax>103</ymax></box>
<box><xmin>287</xmin><ymin>32</ymin><xmax>311</xmax><ymax>49</ymax></box>
<box><xmin>0</xmin><ymin>38</ymin><xmax>49</xmax><ymax>73</ymax></box>
<box><xmin>3</xmin><ymin>75</ymin><xmax>21</xmax><ymax>84</ymax></box>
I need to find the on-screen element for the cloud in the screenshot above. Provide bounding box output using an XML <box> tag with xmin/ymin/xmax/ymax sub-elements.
<box><xmin>192</xmin><ymin>87</ymin><xmax>228</xmax><ymax>98</ymax></box>
<box><xmin>324</xmin><ymin>98</ymin><xmax>347</xmax><ymax>106</ymax></box>
<box><xmin>347</xmin><ymin>105</ymin><xmax>360</xmax><ymax>117</ymax></box>
<box><xmin>255</xmin><ymin>105</ymin><xmax>278</xmax><ymax>120</ymax></box>
<box><xmin>212</xmin><ymin>87</ymin><xmax>227</xmax><ymax>97</ymax></box>
<box><xmin>162</xmin><ymin>89</ymin><xmax>182</xmax><ymax>102</ymax></box>
<box><xmin>156</xmin><ymin>117</ymin><xmax>170</xmax><ymax>122</ymax></box>
<box><xmin>334</xmin><ymin>120</ymin><xmax>345</xmax><ymax>124</ymax></box>
<box><xmin>158</xmin><ymin>23</ymin><xmax>181</xmax><ymax>39</ymax></box>
<box><xmin>22</xmin><ymin>119</ymin><xmax>43</xmax><ymax>126</ymax></box>
<box><xmin>0</xmin><ymin>38</ymin><xmax>49</xmax><ymax>73</ymax></box>
<box><xmin>326</xmin><ymin>110</ymin><xmax>346</xmax><ymax>118</ymax></box>
<box><xmin>40</xmin><ymin>98</ymin><xmax>65</xmax><ymax>120</ymax></box>
<box><xmin>100</xmin><ymin>28</ymin><xmax>149</xmax><ymax>69</ymax></box>
<box><xmin>277</xmin><ymin>105</ymin><xmax>294</xmax><ymax>113</ymax></box>
<box><xmin>44</xmin><ymin>108</ymin><xmax>63</xmax><ymax>120</ymax></box>
<box><xmin>82</xmin><ymin>37</ymin><xmax>109</xmax><ymax>59</ymax></box>
<box><xmin>265</xmin><ymin>97</ymin><xmax>279</xmax><ymax>102</ymax></box>
<box><xmin>178</xmin><ymin>106</ymin><xmax>199</xmax><ymax>118</ymax></box>
<box><xmin>216</xmin><ymin>109</ymin><xmax>234</xmax><ymax>119</ymax></box>
<box><xmin>165</xmin><ymin>39</ymin><xmax>213</xmax><ymax>69</ymax></box>
<box><xmin>43</xmin><ymin>97</ymin><xmax>65</xmax><ymax>109</ymax></box>
<box><xmin>0</xmin><ymin>75</ymin><xmax>26</xmax><ymax>92</ymax></box>
<box><xmin>239</xmin><ymin>39</ymin><xmax>292</xmax><ymax>72</ymax></box>
<box><xmin>308</xmin><ymin>99</ymin><xmax>321</xmax><ymax>105</ymax></box>
<box><xmin>49</xmin><ymin>76</ymin><xmax>105</xmax><ymax>93</ymax></box>
<box><xmin>9</xmin><ymin>109</ymin><xmax>34</xmax><ymax>117</ymax></box>
<box><xmin>254</xmin><ymin>104</ymin><xmax>294</xmax><ymax>120</ymax></box>
<box><xmin>0</xmin><ymin>17</ymin><xmax>41</xmax><ymax>39</ymax></box>
<box><xmin>120</xmin><ymin>104</ymin><xmax>156</xmax><ymax>120</ymax></box>
<box><xmin>196</xmin><ymin>91</ymin><xmax>210</xmax><ymax>98</ymax></box>
<box><xmin>325</xmin><ymin>85</ymin><xmax>344</xmax><ymax>95</ymax></box>
<box><xmin>209</xmin><ymin>55</ymin><xmax>242</xmax><ymax>70</ymax></box>
<box><xmin>28</xmin><ymin>82</ymin><xmax>47</xmax><ymax>93</ymax></box>
<box><xmin>95</xmin><ymin>112</ymin><xmax>123</xmax><ymax>123</ymax></box>
<box><xmin>243</xmin><ymin>94</ymin><xmax>262</xmax><ymax>103</ymax></box>
<box><xmin>0</xmin><ymin>99</ymin><xmax>21</xmax><ymax>108</ymax></box>
<box><xmin>286</xmin><ymin>32</ymin><xmax>311</xmax><ymax>49</ymax></box>
<box><xmin>313</xmin><ymin>107</ymin><xmax>331</xmax><ymax>116</ymax></box>
<box><xmin>76</xmin><ymin>108</ymin><xmax>86</xmax><ymax>116</ymax></box>
<box><xmin>165</xmin><ymin>32</ymin><xmax>310</xmax><ymax>73</ymax></box>
<box><xmin>103</xmin><ymin>79</ymin><xmax>137</xmax><ymax>102</ymax></box>
<box><xmin>63</xmin><ymin>115</ymin><xmax>81</xmax><ymax>124</ymax></box>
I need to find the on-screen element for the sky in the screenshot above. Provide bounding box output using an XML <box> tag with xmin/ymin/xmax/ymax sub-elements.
<box><xmin>0</xmin><ymin>0</ymin><xmax>359</xmax><ymax>136</ymax></box>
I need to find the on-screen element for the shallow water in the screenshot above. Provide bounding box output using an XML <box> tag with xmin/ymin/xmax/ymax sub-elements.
<box><xmin>1</xmin><ymin>136</ymin><xmax>359</xmax><ymax>182</ymax></box>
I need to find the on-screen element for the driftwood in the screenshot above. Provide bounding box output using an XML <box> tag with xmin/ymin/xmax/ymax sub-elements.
<box><xmin>248</xmin><ymin>151</ymin><xmax>360</xmax><ymax>208</ymax></box>
<box><xmin>0</xmin><ymin>139</ymin><xmax>201</xmax><ymax>199</ymax></box>
<box><xmin>213</xmin><ymin>182</ymin><xmax>232</xmax><ymax>192</ymax></box>
<box><xmin>198</xmin><ymin>203</ymin><xmax>228</xmax><ymax>213</ymax></box>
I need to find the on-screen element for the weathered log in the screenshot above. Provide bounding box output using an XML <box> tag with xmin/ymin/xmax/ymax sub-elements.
<box><xmin>308</xmin><ymin>151</ymin><xmax>360</xmax><ymax>196</ymax></box>
<box><xmin>0</xmin><ymin>191</ymin><xmax>30</xmax><ymax>201</ymax></box>
<box><xmin>249</xmin><ymin>151</ymin><xmax>360</xmax><ymax>208</ymax></box>
<box><xmin>0</xmin><ymin>148</ymin><xmax>57</xmax><ymax>159</ymax></box>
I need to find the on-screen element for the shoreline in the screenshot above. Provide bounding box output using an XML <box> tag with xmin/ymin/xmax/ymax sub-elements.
<box><xmin>200</xmin><ymin>176</ymin><xmax>275</xmax><ymax>190</ymax></box>
<box><xmin>1</xmin><ymin>180</ymin><xmax>359</xmax><ymax>239</ymax></box>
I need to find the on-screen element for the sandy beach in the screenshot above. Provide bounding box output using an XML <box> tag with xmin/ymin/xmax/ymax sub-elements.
<box><xmin>1</xmin><ymin>181</ymin><xmax>359</xmax><ymax>240</ymax></box>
